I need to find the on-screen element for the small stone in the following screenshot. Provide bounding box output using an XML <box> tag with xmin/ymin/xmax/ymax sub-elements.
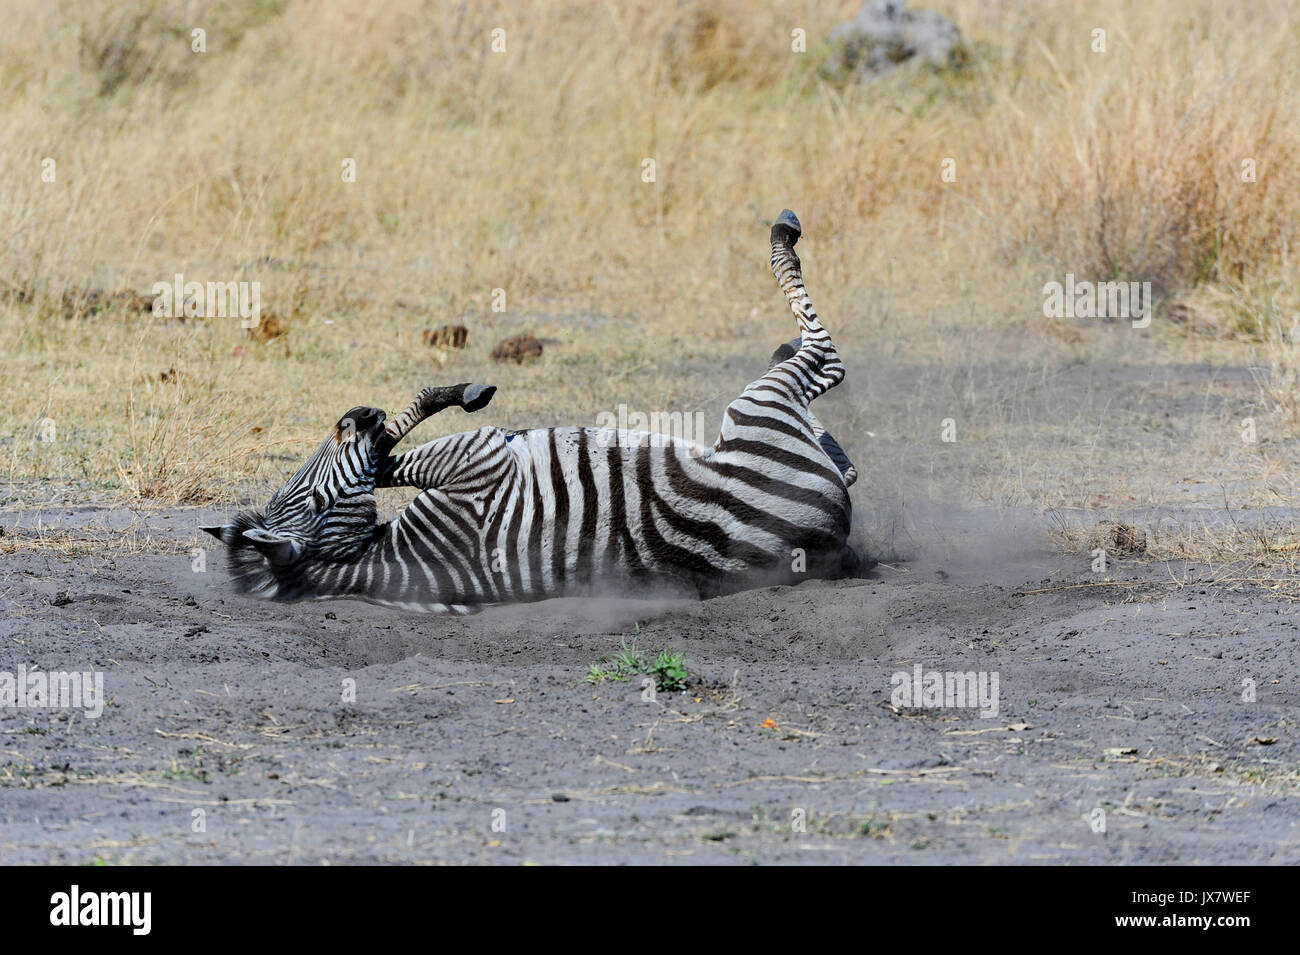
<box><xmin>823</xmin><ymin>1</ymin><xmax>967</xmax><ymax>83</ymax></box>
<box><xmin>492</xmin><ymin>334</ymin><xmax>544</xmax><ymax>363</ymax></box>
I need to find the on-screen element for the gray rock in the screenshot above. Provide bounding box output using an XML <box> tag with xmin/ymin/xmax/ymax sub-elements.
<box><xmin>823</xmin><ymin>0</ymin><xmax>966</xmax><ymax>81</ymax></box>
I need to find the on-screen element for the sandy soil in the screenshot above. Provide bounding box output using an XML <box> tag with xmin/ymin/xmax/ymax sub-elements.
<box><xmin>1</xmin><ymin>500</ymin><xmax>1296</xmax><ymax>865</ymax></box>
<box><xmin>2</xmin><ymin>349</ymin><xmax>1298</xmax><ymax>864</ymax></box>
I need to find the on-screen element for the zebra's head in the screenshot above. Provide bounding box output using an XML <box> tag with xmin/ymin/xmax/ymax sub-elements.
<box><xmin>200</xmin><ymin>405</ymin><xmax>388</xmax><ymax>598</ymax></box>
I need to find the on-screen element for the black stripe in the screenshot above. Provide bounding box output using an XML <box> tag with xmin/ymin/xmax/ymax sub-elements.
<box><xmin>483</xmin><ymin>481</ymin><xmax>511</xmax><ymax>602</ymax></box>
<box><xmin>662</xmin><ymin>449</ymin><xmax>834</xmax><ymax>558</ymax></box>
<box><xmin>697</xmin><ymin>455</ymin><xmax>848</xmax><ymax>526</ymax></box>
<box><xmin>723</xmin><ymin>406</ymin><xmax>826</xmax><ymax>457</ymax></box>
<box><xmin>548</xmin><ymin>429</ymin><xmax>570</xmax><ymax>589</ymax></box>
<box><xmin>526</xmin><ymin>445</ymin><xmax>546</xmax><ymax>597</ymax></box>
<box><xmin>711</xmin><ymin>435</ymin><xmax>845</xmax><ymax>489</ymax></box>
<box><xmin>575</xmin><ymin>430</ymin><xmax>598</xmax><ymax>585</ymax></box>
<box><xmin>504</xmin><ymin>477</ymin><xmax>527</xmax><ymax>599</ymax></box>
<box><xmin>603</xmin><ymin>440</ymin><xmax>645</xmax><ymax>577</ymax></box>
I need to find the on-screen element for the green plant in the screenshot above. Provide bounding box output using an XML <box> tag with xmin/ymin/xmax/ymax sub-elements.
<box><xmin>649</xmin><ymin>649</ymin><xmax>689</xmax><ymax>693</ymax></box>
<box><xmin>585</xmin><ymin>637</ymin><xmax>643</xmax><ymax>684</ymax></box>
<box><xmin>585</xmin><ymin>632</ymin><xmax>689</xmax><ymax>692</ymax></box>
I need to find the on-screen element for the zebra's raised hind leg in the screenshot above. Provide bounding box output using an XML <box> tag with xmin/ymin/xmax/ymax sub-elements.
<box><xmin>766</xmin><ymin>209</ymin><xmax>845</xmax><ymax>405</ymax></box>
<box><xmin>715</xmin><ymin>210</ymin><xmax>849</xmax><ymax>468</ymax></box>
<box><xmin>763</xmin><ymin>334</ymin><xmax>867</xmax><ymax>578</ymax></box>
<box><xmin>768</xmin><ymin>339</ymin><xmax>858</xmax><ymax>487</ymax></box>
<box><xmin>707</xmin><ymin>210</ymin><xmax>859</xmax><ymax>584</ymax></box>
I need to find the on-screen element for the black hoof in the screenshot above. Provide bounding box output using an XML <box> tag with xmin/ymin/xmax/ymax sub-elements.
<box><xmin>771</xmin><ymin>209</ymin><xmax>802</xmax><ymax>246</ymax></box>
<box><xmin>461</xmin><ymin>384</ymin><xmax>497</xmax><ymax>413</ymax></box>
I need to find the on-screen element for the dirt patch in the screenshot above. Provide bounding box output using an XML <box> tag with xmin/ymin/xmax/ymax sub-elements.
<box><xmin>1</xmin><ymin>505</ymin><xmax>1295</xmax><ymax>864</ymax></box>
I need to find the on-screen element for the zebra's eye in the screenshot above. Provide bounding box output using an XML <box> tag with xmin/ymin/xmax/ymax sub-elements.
<box><xmin>311</xmin><ymin>487</ymin><xmax>331</xmax><ymax>513</ymax></box>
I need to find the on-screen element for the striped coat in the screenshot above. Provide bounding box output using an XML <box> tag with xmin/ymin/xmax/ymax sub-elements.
<box><xmin>202</xmin><ymin>210</ymin><xmax>860</xmax><ymax>612</ymax></box>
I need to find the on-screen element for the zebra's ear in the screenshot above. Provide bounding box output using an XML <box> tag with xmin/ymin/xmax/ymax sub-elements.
<box><xmin>200</xmin><ymin>524</ymin><xmax>240</xmax><ymax>544</ymax></box>
<box><xmin>241</xmin><ymin>528</ymin><xmax>305</xmax><ymax>566</ymax></box>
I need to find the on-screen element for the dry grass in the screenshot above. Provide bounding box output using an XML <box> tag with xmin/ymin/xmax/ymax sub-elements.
<box><xmin>0</xmin><ymin>521</ymin><xmax>190</xmax><ymax>558</ymax></box>
<box><xmin>1048</xmin><ymin>511</ymin><xmax>1300</xmax><ymax>596</ymax></box>
<box><xmin>0</xmin><ymin>0</ymin><xmax>1298</xmax><ymax>523</ymax></box>
<box><xmin>1255</xmin><ymin>312</ymin><xmax>1300</xmax><ymax>431</ymax></box>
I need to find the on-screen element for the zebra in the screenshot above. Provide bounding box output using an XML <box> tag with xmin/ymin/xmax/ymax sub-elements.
<box><xmin>201</xmin><ymin>210</ymin><xmax>862</xmax><ymax>612</ymax></box>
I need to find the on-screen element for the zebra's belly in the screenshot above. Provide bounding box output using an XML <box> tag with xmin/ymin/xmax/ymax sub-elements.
<box><xmin>468</xmin><ymin>426</ymin><xmax>851</xmax><ymax>602</ymax></box>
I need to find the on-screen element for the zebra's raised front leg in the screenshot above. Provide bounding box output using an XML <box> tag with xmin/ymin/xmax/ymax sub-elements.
<box><xmin>376</xmin><ymin>383</ymin><xmax>497</xmax><ymax>456</ymax></box>
<box><xmin>767</xmin><ymin>209</ymin><xmax>845</xmax><ymax>405</ymax></box>
<box><xmin>375</xmin><ymin>383</ymin><xmax>496</xmax><ymax>487</ymax></box>
<box><xmin>379</xmin><ymin>426</ymin><xmax>515</xmax><ymax>493</ymax></box>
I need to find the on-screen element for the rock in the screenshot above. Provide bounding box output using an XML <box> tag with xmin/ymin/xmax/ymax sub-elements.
<box><xmin>244</xmin><ymin>311</ymin><xmax>291</xmax><ymax>357</ymax></box>
<box><xmin>246</xmin><ymin>310</ymin><xmax>287</xmax><ymax>343</ymax></box>
<box><xmin>823</xmin><ymin>0</ymin><xmax>966</xmax><ymax>82</ymax></box>
<box><xmin>422</xmin><ymin>324</ymin><xmax>468</xmax><ymax>349</ymax></box>
<box><xmin>491</xmin><ymin>334</ymin><xmax>543</xmax><ymax>363</ymax></box>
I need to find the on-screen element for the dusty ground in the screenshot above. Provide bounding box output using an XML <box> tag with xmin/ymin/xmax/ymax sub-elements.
<box><xmin>2</xmin><ymin>519</ymin><xmax>1298</xmax><ymax>863</ymax></box>
<box><xmin>2</xmin><ymin>351</ymin><xmax>1299</xmax><ymax>865</ymax></box>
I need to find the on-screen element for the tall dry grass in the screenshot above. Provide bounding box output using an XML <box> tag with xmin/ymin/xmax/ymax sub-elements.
<box><xmin>0</xmin><ymin>0</ymin><xmax>1297</xmax><ymax>503</ymax></box>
